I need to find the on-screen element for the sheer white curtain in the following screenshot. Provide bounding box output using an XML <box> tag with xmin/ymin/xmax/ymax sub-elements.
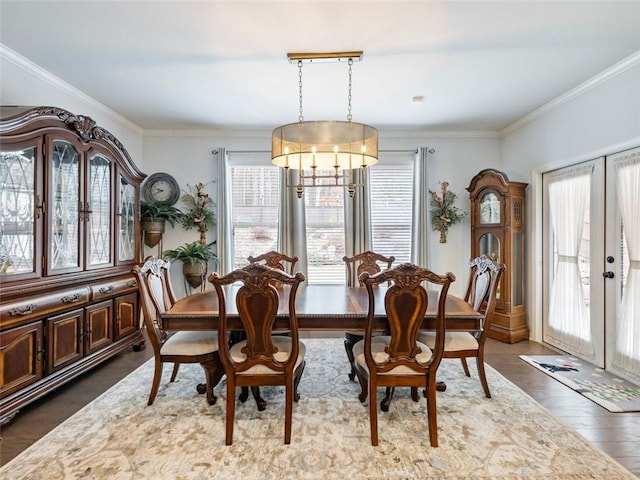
<box><xmin>411</xmin><ymin>147</ymin><xmax>431</xmax><ymax>266</ymax></box>
<box><xmin>213</xmin><ymin>148</ymin><xmax>234</xmax><ymax>275</ymax></box>
<box><xmin>277</xmin><ymin>168</ymin><xmax>308</xmax><ymax>279</ymax></box>
<box><xmin>612</xmin><ymin>151</ymin><xmax>640</xmax><ymax>378</ymax></box>
<box><xmin>546</xmin><ymin>164</ymin><xmax>594</xmax><ymax>357</ymax></box>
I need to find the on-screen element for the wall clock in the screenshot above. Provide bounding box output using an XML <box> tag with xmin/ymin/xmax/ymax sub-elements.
<box><xmin>142</xmin><ymin>172</ymin><xmax>180</xmax><ymax>206</ymax></box>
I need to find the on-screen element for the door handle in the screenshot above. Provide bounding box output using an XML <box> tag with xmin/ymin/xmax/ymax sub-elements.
<box><xmin>602</xmin><ymin>271</ymin><xmax>615</xmax><ymax>279</ymax></box>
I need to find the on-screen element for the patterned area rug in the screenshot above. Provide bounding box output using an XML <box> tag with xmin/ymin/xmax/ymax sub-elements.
<box><xmin>520</xmin><ymin>354</ymin><xmax>640</xmax><ymax>413</ymax></box>
<box><xmin>1</xmin><ymin>339</ymin><xmax>636</xmax><ymax>480</ymax></box>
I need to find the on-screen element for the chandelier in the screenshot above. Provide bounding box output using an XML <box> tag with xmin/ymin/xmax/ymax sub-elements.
<box><xmin>271</xmin><ymin>51</ymin><xmax>378</xmax><ymax>198</ymax></box>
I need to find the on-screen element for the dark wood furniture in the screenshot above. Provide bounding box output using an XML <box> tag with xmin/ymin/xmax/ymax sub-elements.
<box><xmin>354</xmin><ymin>263</ymin><xmax>455</xmax><ymax>447</ymax></box>
<box><xmin>247</xmin><ymin>250</ymin><xmax>298</xmax><ymax>275</ymax></box>
<box><xmin>134</xmin><ymin>258</ymin><xmax>223</xmax><ymax>406</ymax></box>
<box><xmin>210</xmin><ymin>264</ymin><xmax>306</xmax><ymax>445</ymax></box>
<box><xmin>0</xmin><ymin>106</ymin><xmax>145</xmax><ymax>425</ymax></box>
<box><xmin>161</xmin><ymin>284</ymin><xmax>482</xmax><ymax>333</ymax></box>
<box><xmin>419</xmin><ymin>255</ymin><xmax>505</xmax><ymax>398</ymax></box>
<box><xmin>342</xmin><ymin>251</ymin><xmax>395</xmax><ymax>381</ymax></box>
<box><xmin>467</xmin><ymin>168</ymin><xmax>528</xmax><ymax>343</ymax></box>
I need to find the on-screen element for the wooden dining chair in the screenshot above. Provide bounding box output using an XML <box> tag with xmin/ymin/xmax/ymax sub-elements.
<box><xmin>247</xmin><ymin>250</ymin><xmax>298</xmax><ymax>275</ymax></box>
<box><xmin>134</xmin><ymin>257</ymin><xmax>224</xmax><ymax>406</ymax></box>
<box><xmin>418</xmin><ymin>255</ymin><xmax>505</xmax><ymax>398</ymax></box>
<box><xmin>139</xmin><ymin>255</ymin><xmax>183</xmax><ymax>383</ymax></box>
<box><xmin>342</xmin><ymin>251</ymin><xmax>395</xmax><ymax>381</ymax></box>
<box><xmin>353</xmin><ymin>263</ymin><xmax>455</xmax><ymax>447</ymax></box>
<box><xmin>209</xmin><ymin>263</ymin><xmax>306</xmax><ymax>445</ymax></box>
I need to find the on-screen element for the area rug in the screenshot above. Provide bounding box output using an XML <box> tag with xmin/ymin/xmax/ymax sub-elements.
<box><xmin>1</xmin><ymin>340</ymin><xmax>636</xmax><ymax>480</ymax></box>
<box><xmin>520</xmin><ymin>354</ymin><xmax>640</xmax><ymax>413</ymax></box>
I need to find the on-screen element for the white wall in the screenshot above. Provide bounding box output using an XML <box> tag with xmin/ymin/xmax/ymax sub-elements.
<box><xmin>501</xmin><ymin>59</ymin><xmax>640</xmax><ymax>339</ymax></box>
<box><xmin>143</xmin><ymin>131</ymin><xmax>501</xmax><ymax>297</ymax></box>
<box><xmin>1</xmin><ymin>46</ymin><xmax>144</xmax><ymax>164</ymax></box>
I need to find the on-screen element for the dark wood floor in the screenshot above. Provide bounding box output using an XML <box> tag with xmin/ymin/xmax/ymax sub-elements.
<box><xmin>1</xmin><ymin>336</ymin><xmax>639</xmax><ymax>477</ymax></box>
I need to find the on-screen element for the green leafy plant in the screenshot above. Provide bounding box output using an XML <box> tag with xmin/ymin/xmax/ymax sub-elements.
<box><xmin>140</xmin><ymin>201</ymin><xmax>183</xmax><ymax>227</ymax></box>
<box><xmin>162</xmin><ymin>241</ymin><xmax>217</xmax><ymax>266</ymax></box>
<box><xmin>429</xmin><ymin>180</ymin><xmax>467</xmax><ymax>243</ymax></box>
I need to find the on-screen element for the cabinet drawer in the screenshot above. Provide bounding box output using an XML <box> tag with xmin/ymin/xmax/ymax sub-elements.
<box><xmin>0</xmin><ymin>287</ymin><xmax>90</xmax><ymax>329</ymax></box>
<box><xmin>91</xmin><ymin>276</ymin><xmax>138</xmax><ymax>301</ymax></box>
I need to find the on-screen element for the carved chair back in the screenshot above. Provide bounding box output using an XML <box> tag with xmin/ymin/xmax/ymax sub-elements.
<box><xmin>343</xmin><ymin>250</ymin><xmax>395</xmax><ymax>287</ymax></box>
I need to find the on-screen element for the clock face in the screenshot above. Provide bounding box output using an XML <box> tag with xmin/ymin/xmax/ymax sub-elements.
<box><xmin>480</xmin><ymin>192</ymin><xmax>500</xmax><ymax>224</ymax></box>
<box><xmin>143</xmin><ymin>173</ymin><xmax>180</xmax><ymax>206</ymax></box>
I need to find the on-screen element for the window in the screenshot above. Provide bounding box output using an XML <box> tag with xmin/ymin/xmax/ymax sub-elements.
<box><xmin>230</xmin><ymin>166</ymin><xmax>280</xmax><ymax>269</ymax></box>
<box><xmin>370</xmin><ymin>161</ymin><xmax>413</xmax><ymax>264</ymax></box>
<box><xmin>226</xmin><ymin>152</ymin><xmax>414</xmax><ymax>282</ymax></box>
<box><xmin>305</xmin><ymin>183</ymin><xmax>345</xmax><ymax>284</ymax></box>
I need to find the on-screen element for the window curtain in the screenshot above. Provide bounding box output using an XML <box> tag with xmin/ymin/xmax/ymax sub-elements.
<box><xmin>546</xmin><ymin>164</ymin><xmax>594</xmax><ymax>357</ymax></box>
<box><xmin>612</xmin><ymin>150</ymin><xmax>640</xmax><ymax>379</ymax></box>
<box><xmin>411</xmin><ymin>147</ymin><xmax>431</xmax><ymax>266</ymax></box>
<box><xmin>277</xmin><ymin>168</ymin><xmax>308</xmax><ymax>280</ymax></box>
<box><xmin>213</xmin><ymin>148</ymin><xmax>234</xmax><ymax>275</ymax></box>
<box><xmin>343</xmin><ymin>168</ymin><xmax>372</xmax><ymax>286</ymax></box>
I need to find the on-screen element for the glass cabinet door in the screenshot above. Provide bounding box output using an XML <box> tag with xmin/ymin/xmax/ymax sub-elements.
<box><xmin>0</xmin><ymin>143</ymin><xmax>39</xmax><ymax>277</ymax></box>
<box><xmin>49</xmin><ymin>140</ymin><xmax>81</xmax><ymax>272</ymax></box>
<box><xmin>118</xmin><ymin>174</ymin><xmax>136</xmax><ymax>262</ymax></box>
<box><xmin>87</xmin><ymin>154</ymin><xmax>112</xmax><ymax>266</ymax></box>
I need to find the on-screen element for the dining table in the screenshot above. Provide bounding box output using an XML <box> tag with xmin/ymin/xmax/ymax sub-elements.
<box><xmin>161</xmin><ymin>283</ymin><xmax>482</xmax><ymax>407</ymax></box>
<box><xmin>161</xmin><ymin>283</ymin><xmax>483</xmax><ymax>332</ymax></box>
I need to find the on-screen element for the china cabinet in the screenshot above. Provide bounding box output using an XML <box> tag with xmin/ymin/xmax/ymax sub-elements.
<box><xmin>467</xmin><ymin>168</ymin><xmax>528</xmax><ymax>343</ymax></box>
<box><xmin>0</xmin><ymin>106</ymin><xmax>146</xmax><ymax>424</ymax></box>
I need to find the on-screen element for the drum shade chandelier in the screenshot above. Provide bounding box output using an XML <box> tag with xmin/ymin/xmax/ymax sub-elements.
<box><xmin>271</xmin><ymin>51</ymin><xmax>378</xmax><ymax>198</ymax></box>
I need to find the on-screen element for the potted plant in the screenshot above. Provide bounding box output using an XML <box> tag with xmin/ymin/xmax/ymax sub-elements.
<box><xmin>140</xmin><ymin>201</ymin><xmax>183</xmax><ymax>247</ymax></box>
<box><xmin>162</xmin><ymin>241</ymin><xmax>217</xmax><ymax>289</ymax></box>
<box><xmin>180</xmin><ymin>182</ymin><xmax>216</xmax><ymax>244</ymax></box>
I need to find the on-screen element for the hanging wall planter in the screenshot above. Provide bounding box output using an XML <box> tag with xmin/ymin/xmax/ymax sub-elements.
<box><xmin>140</xmin><ymin>201</ymin><xmax>183</xmax><ymax>248</ymax></box>
<box><xmin>179</xmin><ymin>182</ymin><xmax>216</xmax><ymax>245</ymax></box>
<box><xmin>429</xmin><ymin>181</ymin><xmax>467</xmax><ymax>243</ymax></box>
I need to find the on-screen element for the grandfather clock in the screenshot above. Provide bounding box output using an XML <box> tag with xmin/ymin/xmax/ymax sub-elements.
<box><xmin>467</xmin><ymin>168</ymin><xmax>529</xmax><ymax>343</ymax></box>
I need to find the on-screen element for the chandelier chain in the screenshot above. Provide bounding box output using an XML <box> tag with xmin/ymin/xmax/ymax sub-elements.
<box><xmin>298</xmin><ymin>60</ymin><xmax>304</xmax><ymax>123</ymax></box>
<box><xmin>347</xmin><ymin>58</ymin><xmax>353</xmax><ymax>122</ymax></box>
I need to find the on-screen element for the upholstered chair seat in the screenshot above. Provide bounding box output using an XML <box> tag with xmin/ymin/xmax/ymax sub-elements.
<box><xmin>230</xmin><ymin>336</ymin><xmax>306</xmax><ymax>375</ymax></box>
<box><xmin>161</xmin><ymin>331</ymin><xmax>220</xmax><ymax>356</ymax></box>
<box><xmin>353</xmin><ymin>336</ymin><xmax>433</xmax><ymax>375</ymax></box>
<box><xmin>418</xmin><ymin>331</ymin><xmax>480</xmax><ymax>352</ymax></box>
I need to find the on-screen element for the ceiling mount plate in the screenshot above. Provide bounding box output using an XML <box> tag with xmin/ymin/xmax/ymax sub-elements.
<box><xmin>287</xmin><ymin>51</ymin><xmax>363</xmax><ymax>64</ymax></box>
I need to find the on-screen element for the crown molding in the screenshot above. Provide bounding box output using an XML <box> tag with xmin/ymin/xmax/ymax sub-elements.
<box><xmin>501</xmin><ymin>50</ymin><xmax>640</xmax><ymax>137</ymax></box>
<box><xmin>1</xmin><ymin>43</ymin><xmax>144</xmax><ymax>136</ymax></box>
<box><xmin>143</xmin><ymin>127</ymin><xmax>500</xmax><ymax>139</ymax></box>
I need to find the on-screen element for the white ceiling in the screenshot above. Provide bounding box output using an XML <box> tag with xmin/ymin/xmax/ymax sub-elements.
<box><xmin>1</xmin><ymin>1</ymin><xmax>639</xmax><ymax>133</ymax></box>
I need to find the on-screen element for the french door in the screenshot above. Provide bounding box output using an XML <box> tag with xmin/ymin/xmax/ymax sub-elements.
<box><xmin>542</xmin><ymin>147</ymin><xmax>640</xmax><ymax>382</ymax></box>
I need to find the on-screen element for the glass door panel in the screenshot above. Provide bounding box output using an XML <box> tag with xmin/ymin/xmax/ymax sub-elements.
<box><xmin>606</xmin><ymin>148</ymin><xmax>640</xmax><ymax>382</ymax></box>
<box><xmin>87</xmin><ymin>154</ymin><xmax>112</xmax><ymax>266</ymax></box>
<box><xmin>542</xmin><ymin>159</ymin><xmax>605</xmax><ymax>367</ymax></box>
<box><xmin>0</xmin><ymin>145</ymin><xmax>38</xmax><ymax>277</ymax></box>
<box><xmin>49</xmin><ymin>140</ymin><xmax>81</xmax><ymax>272</ymax></box>
<box><xmin>118</xmin><ymin>174</ymin><xmax>136</xmax><ymax>262</ymax></box>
